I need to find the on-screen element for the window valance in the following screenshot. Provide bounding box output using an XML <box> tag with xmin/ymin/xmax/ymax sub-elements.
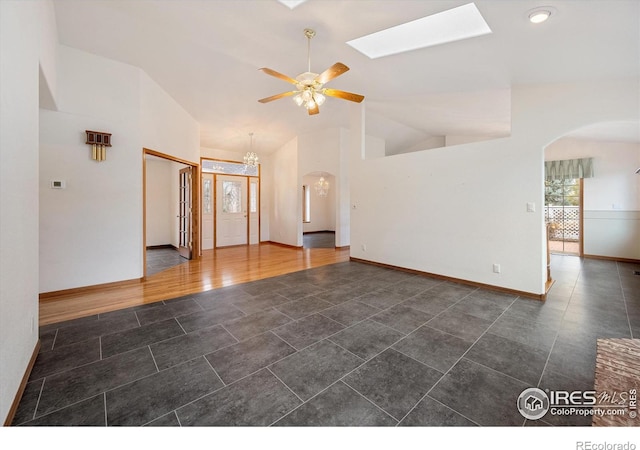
<box><xmin>545</xmin><ymin>157</ymin><xmax>594</xmax><ymax>180</ymax></box>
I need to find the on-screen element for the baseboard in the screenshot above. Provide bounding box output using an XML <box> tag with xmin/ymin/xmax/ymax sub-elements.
<box><xmin>4</xmin><ymin>339</ymin><xmax>40</xmax><ymax>426</ymax></box>
<box><xmin>336</xmin><ymin>245</ymin><xmax>350</xmax><ymax>250</ymax></box>
<box><xmin>350</xmin><ymin>257</ymin><xmax>545</xmax><ymax>301</ymax></box>
<box><xmin>39</xmin><ymin>277</ymin><xmax>143</xmax><ymax>302</ymax></box>
<box><xmin>545</xmin><ymin>278</ymin><xmax>555</xmax><ymax>297</ymax></box>
<box><xmin>583</xmin><ymin>254</ymin><xmax>640</xmax><ymax>264</ymax></box>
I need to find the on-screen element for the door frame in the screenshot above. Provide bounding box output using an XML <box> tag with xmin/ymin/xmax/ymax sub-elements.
<box><xmin>143</xmin><ymin>148</ymin><xmax>200</xmax><ymax>278</ymax></box>
<box><xmin>200</xmin><ymin>157</ymin><xmax>261</xmax><ymax>252</ymax></box>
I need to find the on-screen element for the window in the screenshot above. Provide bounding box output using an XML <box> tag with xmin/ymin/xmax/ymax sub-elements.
<box><xmin>250</xmin><ymin>181</ymin><xmax>257</xmax><ymax>213</ymax></box>
<box><xmin>203</xmin><ymin>179</ymin><xmax>212</xmax><ymax>214</ymax></box>
<box><xmin>222</xmin><ymin>180</ymin><xmax>242</xmax><ymax>213</ymax></box>
<box><xmin>302</xmin><ymin>185</ymin><xmax>310</xmax><ymax>223</ymax></box>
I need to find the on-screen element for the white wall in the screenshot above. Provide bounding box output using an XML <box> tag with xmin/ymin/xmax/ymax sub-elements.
<box><xmin>350</xmin><ymin>79</ymin><xmax>639</xmax><ymax>295</ymax></box>
<box><xmin>39</xmin><ymin>46</ymin><xmax>143</xmax><ymax>293</ymax></box>
<box><xmin>546</xmin><ymin>137</ymin><xmax>640</xmax><ymax>259</ymax></box>
<box><xmin>145</xmin><ymin>158</ymin><xmax>173</xmax><ymax>246</ymax></box>
<box><xmin>0</xmin><ymin>0</ymin><xmax>46</xmax><ymax>425</ymax></box>
<box><xmin>37</xmin><ymin>0</ymin><xmax>58</xmax><ymax>110</ymax></box>
<box><xmin>40</xmin><ymin>46</ymin><xmax>199</xmax><ymax>293</ymax></box>
<box><xmin>270</xmin><ymin>137</ymin><xmax>300</xmax><ymax>246</ymax></box>
<box><xmin>140</xmin><ymin>72</ymin><xmax>199</xmax><ymax>163</ymax></box>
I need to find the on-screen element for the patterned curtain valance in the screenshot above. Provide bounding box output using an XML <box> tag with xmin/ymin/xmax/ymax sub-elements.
<box><xmin>545</xmin><ymin>158</ymin><xmax>594</xmax><ymax>180</ymax></box>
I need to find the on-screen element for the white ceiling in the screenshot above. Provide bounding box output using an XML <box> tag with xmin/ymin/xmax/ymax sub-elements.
<box><xmin>52</xmin><ymin>0</ymin><xmax>640</xmax><ymax>154</ymax></box>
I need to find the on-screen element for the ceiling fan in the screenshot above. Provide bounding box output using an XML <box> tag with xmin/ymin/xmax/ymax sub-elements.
<box><xmin>258</xmin><ymin>28</ymin><xmax>364</xmax><ymax>115</ymax></box>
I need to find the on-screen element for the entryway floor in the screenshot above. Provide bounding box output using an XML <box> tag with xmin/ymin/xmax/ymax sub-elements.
<box><xmin>303</xmin><ymin>231</ymin><xmax>335</xmax><ymax>248</ymax></box>
<box><xmin>146</xmin><ymin>247</ymin><xmax>188</xmax><ymax>276</ymax></box>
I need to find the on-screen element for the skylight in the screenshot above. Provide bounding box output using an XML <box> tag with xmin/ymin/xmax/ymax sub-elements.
<box><xmin>276</xmin><ymin>0</ymin><xmax>308</xmax><ymax>9</ymax></box>
<box><xmin>346</xmin><ymin>3</ymin><xmax>492</xmax><ymax>59</ymax></box>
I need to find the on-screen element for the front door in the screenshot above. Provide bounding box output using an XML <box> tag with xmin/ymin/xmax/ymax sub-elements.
<box><xmin>178</xmin><ymin>167</ymin><xmax>193</xmax><ymax>259</ymax></box>
<box><xmin>216</xmin><ymin>175</ymin><xmax>248</xmax><ymax>247</ymax></box>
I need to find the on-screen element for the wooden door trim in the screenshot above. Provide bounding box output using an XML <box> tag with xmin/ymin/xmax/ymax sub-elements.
<box><xmin>143</xmin><ymin>148</ymin><xmax>200</xmax><ymax>279</ymax></box>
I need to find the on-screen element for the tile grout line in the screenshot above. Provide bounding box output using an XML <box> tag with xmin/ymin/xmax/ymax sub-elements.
<box><xmin>424</xmin><ymin>394</ymin><xmax>481</xmax><ymax>427</ymax></box>
<box><xmin>148</xmin><ymin>345</ymin><xmax>160</xmax><ymax>373</ymax></box>
<box><xmin>133</xmin><ymin>310</ymin><xmax>142</xmax><ymax>327</ymax></box>
<box><xmin>616</xmin><ymin>261</ymin><xmax>635</xmax><ymax>339</ymax></box>
<box><xmin>202</xmin><ymin>354</ymin><xmax>227</xmax><ymax>387</ymax></box>
<box><xmin>534</xmin><ymin>263</ymin><xmax>580</xmax><ymax>390</ymax></box>
<box><xmin>395</xmin><ymin>294</ymin><xmax>520</xmax><ymax>426</ymax></box>
<box><xmin>50</xmin><ymin>328</ymin><xmax>59</xmax><ymax>351</ymax></box>
<box><xmin>30</xmin><ymin>378</ymin><xmax>46</xmax><ymax>422</ymax></box>
<box><xmin>103</xmin><ymin>392</ymin><xmax>108</xmax><ymax>426</ymax></box>
<box><xmin>340</xmin><ymin>378</ymin><xmax>400</xmax><ymax>424</ymax></box>
<box><xmin>266</xmin><ymin>367</ymin><xmax>305</xmax><ymax>403</ymax></box>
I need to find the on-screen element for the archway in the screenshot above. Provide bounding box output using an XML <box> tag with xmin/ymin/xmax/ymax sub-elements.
<box><xmin>302</xmin><ymin>172</ymin><xmax>337</xmax><ymax>248</ymax></box>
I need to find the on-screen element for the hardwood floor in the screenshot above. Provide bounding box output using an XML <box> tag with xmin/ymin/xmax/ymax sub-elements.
<box><xmin>39</xmin><ymin>243</ymin><xmax>350</xmax><ymax>326</ymax></box>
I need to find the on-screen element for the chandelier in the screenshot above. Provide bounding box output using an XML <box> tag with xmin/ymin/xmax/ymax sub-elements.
<box><xmin>314</xmin><ymin>175</ymin><xmax>329</xmax><ymax>197</ymax></box>
<box><xmin>243</xmin><ymin>132</ymin><xmax>259</xmax><ymax>166</ymax></box>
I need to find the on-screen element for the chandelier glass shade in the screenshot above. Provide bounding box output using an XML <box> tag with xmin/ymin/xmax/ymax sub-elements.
<box><xmin>244</xmin><ymin>133</ymin><xmax>259</xmax><ymax>166</ymax></box>
<box><xmin>314</xmin><ymin>176</ymin><xmax>329</xmax><ymax>197</ymax></box>
<box><xmin>293</xmin><ymin>88</ymin><xmax>326</xmax><ymax>110</ymax></box>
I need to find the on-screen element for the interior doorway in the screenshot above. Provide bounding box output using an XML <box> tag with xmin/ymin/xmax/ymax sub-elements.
<box><xmin>302</xmin><ymin>172</ymin><xmax>336</xmax><ymax>248</ymax></box>
<box><xmin>143</xmin><ymin>148</ymin><xmax>200</xmax><ymax>278</ymax></box>
<box><xmin>545</xmin><ymin>178</ymin><xmax>583</xmax><ymax>256</ymax></box>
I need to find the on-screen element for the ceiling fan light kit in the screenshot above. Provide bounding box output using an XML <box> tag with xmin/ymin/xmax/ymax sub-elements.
<box><xmin>258</xmin><ymin>28</ymin><xmax>364</xmax><ymax>115</ymax></box>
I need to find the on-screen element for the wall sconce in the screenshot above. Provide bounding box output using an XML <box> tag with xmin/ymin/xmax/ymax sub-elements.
<box><xmin>85</xmin><ymin>130</ymin><xmax>112</xmax><ymax>162</ymax></box>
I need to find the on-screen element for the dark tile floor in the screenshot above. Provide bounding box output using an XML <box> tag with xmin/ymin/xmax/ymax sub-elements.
<box><xmin>146</xmin><ymin>247</ymin><xmax>188</xmax><ymax>276</ymax></box>
<box><xmin>13</xmin><ymin>255</ymin><xmax>640</xmax><ymax>426</ymax></box>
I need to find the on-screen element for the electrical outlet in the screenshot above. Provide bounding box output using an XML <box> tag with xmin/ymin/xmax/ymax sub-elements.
<box><xmin>493</xmin><ymin>264</ymin><xmax>501</xmax><ymax>274</ymax></box>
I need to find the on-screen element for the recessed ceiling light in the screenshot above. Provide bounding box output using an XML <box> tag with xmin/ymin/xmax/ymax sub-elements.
<box><xmin>527</xmin><ymin>6</ymin><xmax>556</xmax><ymax>24</ymax></box>
<box><xmin>276</xmin><ymin>0</ymin><xmax>308</xmax><ymax>9</ymax></box>
<box><xmin>346</xmin><ymin>2</ymin><xmax>492</xmax><ymax>59</ymax></box>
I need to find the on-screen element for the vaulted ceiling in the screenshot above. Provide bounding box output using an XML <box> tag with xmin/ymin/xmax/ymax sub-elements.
<box><xmin>53</xmin><ymin>0</ymin><xmax>639</xmax><ymax>154</ymax></box>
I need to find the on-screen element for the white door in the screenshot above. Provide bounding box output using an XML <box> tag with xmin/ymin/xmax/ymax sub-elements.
<box><xmin>202</xmin><ymin>173</ymin><xmax>214</xmax><ymax>250</ymax></box>
<box><xmin>249</xmin><ymin>177</ymin><xmax>260</xmax><ymax>245</ymax></box>
<box><xmin>216</xmin><ymin>175</ymin><xmax>248</xmax><ymax>247</ymax></box>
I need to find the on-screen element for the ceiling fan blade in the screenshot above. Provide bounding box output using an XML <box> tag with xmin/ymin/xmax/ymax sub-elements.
<box><xmin>315</xmin><ymin>62</ymin><xmax>349</xmax><ymax>85</ymax></box>
<box><xmin>259</xmin><ymin>67</ymin><xmax>298</xmax><ymax>85</ymax></box>
<box><xmin>308</xmin><ymin>104</ymin><xmax>319</xmax><ymax>115</ymax></box>
<box><xmin>258</xmin><ymin>91</ymin><xmax>296</xmax><ymax>103</ymax></box>
<box><xmin>323</xmin><ymin>88</ymin><xmax>365</xmax><ymax>103</ymax></box>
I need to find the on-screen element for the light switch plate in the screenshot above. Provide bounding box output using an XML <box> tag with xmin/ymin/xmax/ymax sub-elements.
<box><xmin>527</xmin><ymin>202</ymin><xmax>535</xmax><ymax>212</ymax></box>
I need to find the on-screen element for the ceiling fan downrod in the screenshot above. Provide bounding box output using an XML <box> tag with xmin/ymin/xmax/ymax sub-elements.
<box><xmin>304</xmin><ymin>28</ymin><xmax>315</xmax><ymax>73</ymax></box>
